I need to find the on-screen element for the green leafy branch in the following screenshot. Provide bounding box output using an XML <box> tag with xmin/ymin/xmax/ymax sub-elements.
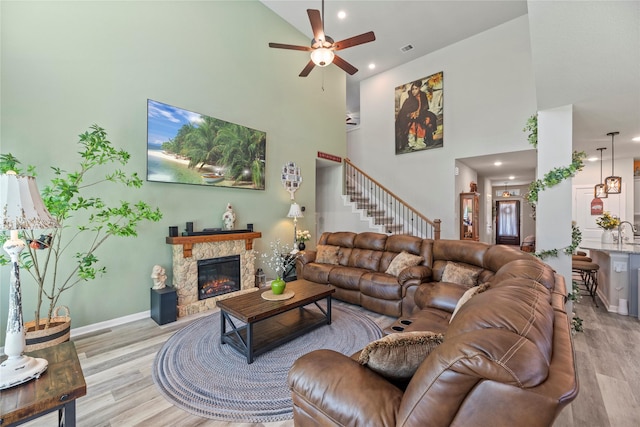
<box><xmin>0</xmin><ymin>125</ymin><xmax>162</xmax><ymax>328</ymax></box>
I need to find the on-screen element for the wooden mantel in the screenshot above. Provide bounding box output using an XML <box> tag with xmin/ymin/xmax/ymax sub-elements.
<box><xmin>166</xmin><ymin>232</ymin><xmax>262</xmax><ymax>258</ymax></box>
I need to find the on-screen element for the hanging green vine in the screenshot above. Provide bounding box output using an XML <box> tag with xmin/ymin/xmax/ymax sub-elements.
<box><xmin>523</xmin><ymin>114</ymin><xmax>584</xmax><ymax>332</ymax></box>
<box><xmin>524</xmin><ymin>150</ymin><xmax>587</xmax><ymax>205</ymax></box>
<box><xmin>523</xmin><ymin>114</ymin><xmax>538</xmax><ymax>148</ymax></box>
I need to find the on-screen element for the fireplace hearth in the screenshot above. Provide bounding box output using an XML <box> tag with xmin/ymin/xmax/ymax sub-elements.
<box><xmin>167</xmin><ymin>231</ymin><xmax>261</xmax><ymax>317</ymax></box>
<box><xmin>198</xmin><ymin>255</ymin><xmax>240</xmax><ymax>300</ymax></box>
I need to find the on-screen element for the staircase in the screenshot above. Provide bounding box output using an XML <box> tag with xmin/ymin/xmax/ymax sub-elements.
<box><xmin>343</xmin><ymin>159</ymin><xmax>440</xmax><ymax>239</ymax></box>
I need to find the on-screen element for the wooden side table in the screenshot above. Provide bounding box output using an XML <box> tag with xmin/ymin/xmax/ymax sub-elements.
<box><xmin>0</xmin><ymin>341</ymin><xmax>86</xmax><ymax>426</ymax></box>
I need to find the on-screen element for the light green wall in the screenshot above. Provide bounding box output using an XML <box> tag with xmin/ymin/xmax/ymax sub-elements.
<box><xmin>0</xmin><ymin>0</ymin><xmax>346</xmax><ymax>341</ymax></box>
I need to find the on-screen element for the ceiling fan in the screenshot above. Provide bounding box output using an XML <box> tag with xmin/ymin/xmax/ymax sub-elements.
<box><xmin>268</xmin><ymin>0</ymin><xmax>376</xmax><ymax>77</ymax></box>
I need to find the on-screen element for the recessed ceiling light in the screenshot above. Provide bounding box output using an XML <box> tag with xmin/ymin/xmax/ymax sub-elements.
<box><xmin>587</xmin><ymin>156</ymin><xmax>598</xmax><ymax>162</ymax></box>
<box><xmin>368</xmin><ymin>63</ymin><xmax>375</xmax><ymax>70</ymax></box>
<box><xmin>509</xmin><ymin>176</ymin><xmax>515</xmax><ymax>180</ymax></box>
<box><xmin>632</xmin><ymin>136</ymin><xmax>640</xmax><ymax>142</ymax></box>
<box><xmin>337</xmin><ymin>10</ymin><xmax>346</xmax><ymax>19</ymax></box>
<box><xmin>494</xmin><ymin>161</ymin><xmax>502</xmax><ymax>166</ymax></box>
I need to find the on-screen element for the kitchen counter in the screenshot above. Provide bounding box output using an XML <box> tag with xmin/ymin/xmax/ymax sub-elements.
<box><xmin>579</xmin><ymin>239</ymin><xmax>640</xmax><ymax>318</ymax></box>
<box><xmin>579</xmin><ymin>239</ymin><xmax>640</xmax><ymax>254</ymax></box>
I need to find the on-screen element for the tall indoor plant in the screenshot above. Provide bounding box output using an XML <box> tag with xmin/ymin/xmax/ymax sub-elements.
<box><xmin>0</xmin><ymin>125</ymin><xmax>162</xmax><ymax>340</ymax></box>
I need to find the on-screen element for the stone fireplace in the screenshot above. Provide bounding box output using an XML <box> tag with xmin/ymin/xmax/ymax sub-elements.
<box><xmin>167</xmin><ymin>232</ymin><xmax>261</xmax><ymax>317</ymax></box>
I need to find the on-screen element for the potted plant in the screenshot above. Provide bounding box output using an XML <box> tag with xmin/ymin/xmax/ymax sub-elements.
<box><xmin>0</xmin><ymin>125</ymin><xmax>162</xmax><ymax>349</ymax></box>
<box><xmin>261</xmin><ymin>240</ymin><xmax>297</xmax><ymax>295</ymax></box>
<box><xmin>596</xmin><ymin>211</ymin><xmax>620</xmax><ymax>244</ymax></box>
<box><xmin>296</xmin><ymin>229</ymin><xmax>311</xmax><ymax>251</ymax></box>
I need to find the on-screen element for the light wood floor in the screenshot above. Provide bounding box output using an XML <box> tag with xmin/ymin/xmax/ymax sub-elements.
<box><xmin>21</xmin><ymin>297</ymin><xmax>640</xmax><ymax>427</ymax></box>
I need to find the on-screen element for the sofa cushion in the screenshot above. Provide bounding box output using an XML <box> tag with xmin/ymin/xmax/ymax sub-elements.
<box><xmin>441</xmin><ymin>262</ymin><xmax>481</xmax><ymax>287</ymax></box>
<box><xmin>322</xmin><ymin>231</ymin><xmax>356</xmax><ymax>247</ymax></box>
<box><xmin>447</xmin><ymin>278</ymin><xmax>554</xmax><ymax>366</ymax></box>
<box><xmin>358</xmin><ymin>331</ymin><xmax>444</xmax><ymax>380</ymax></box>
<box><xmin>360</xmin><ymin>272</ymin><xmax>402</xmax><ymax>300</ymax></box>
<box><xmin>385</xmin><ymin>251</ymin><xmax>424</xmax><ymax>276</ymax></box>
<box><xmin>348</xmin><ymin>248</ymin><xmax>383</xmax><ymax>271</ymax></box>
<box><xmin>316</xmin><ymin>244</ymin><xmax>340</xmax><ymax>265</ymax></box>
<box><xmin>449</xmin><ymin>283</ymin><xmax>491</xmax><ymax>322</ymax></box>
<box><xmin>301</xmin><ymin>262</ymin><xmax>334</xmax><ymax>283</ymax></box>
<box><xmin>384</xmin><ymin>234</ymin><xmax>424</xmax><ymax>255</ymax></box>
<box><xmin>492</xmin><ymin>259</ymin><xmax>557</xmax><ymax>290</ymax></box>
<box><xmin>328</xmin><ymin>266</ymin><xmax>368</xmax><ymax>290</ymax></box>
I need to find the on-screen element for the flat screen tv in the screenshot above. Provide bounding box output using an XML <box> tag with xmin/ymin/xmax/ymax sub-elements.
<box><xmin>147</xmin><ymin>99</ymin><xmax>266</xmax><ymax>190</ymax></box>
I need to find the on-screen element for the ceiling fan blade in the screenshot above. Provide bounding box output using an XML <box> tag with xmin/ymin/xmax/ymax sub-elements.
<box><xmin>299</xmin><ymin>60</ymin><xmax>315</xmax><ymax>77</ymax></box>
<box><xmin>307</xmin><ymin>9</ymin><xmax>325</xmax><ymax>43</ymax></box>
<box><xmin>333</xmin><ymin>31</ymin><xmax>376</xmax><ymax>51</ymax></box>
<box><xmin>332</xmin><ymin>54</ymin><xmax>358</xmax><ymax>75</ymax></box>
<box><xmin>268</xmin><ymin>42</ymin><xmax>312</xmax><ymax>52</ymax></box>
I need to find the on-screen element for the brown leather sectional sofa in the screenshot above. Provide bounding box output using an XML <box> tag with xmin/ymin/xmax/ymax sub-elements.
<box><xmin>289</xmin><ymin>231</ymin><xmax>578</xmax><ymax>426</ymax></box>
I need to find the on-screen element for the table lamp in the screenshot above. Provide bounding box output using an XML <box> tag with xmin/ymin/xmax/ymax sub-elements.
<box><xmin>287</xmin><ymin>202</ymin><xmax>303</xmax><ymax>254</ymax></box>
<box><xmin>0</xmin><ymin>171</ymin><xmax>59</xmax><ymax>390</ymax></box>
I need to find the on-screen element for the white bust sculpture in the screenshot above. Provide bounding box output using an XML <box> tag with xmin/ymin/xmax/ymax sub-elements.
<box><xmin>151</xmin><ymin>264</ymin><xmax>167</xmax><ymax>290</ymax></box>
<box><xmin>222</xmin><ymin>203</ymin><xmax>236</xmax><ymax>230</ymax></box>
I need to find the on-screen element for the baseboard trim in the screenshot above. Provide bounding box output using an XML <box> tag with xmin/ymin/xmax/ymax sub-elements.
<box><xmin>0</xmin><ymin>311</ymin><xmax>151</xmax><ymax>354</ymax></box>
<box><xmin>70</xmin><ymin>310</ymin><xmax>150</xmax><ymax>338</ymax></box>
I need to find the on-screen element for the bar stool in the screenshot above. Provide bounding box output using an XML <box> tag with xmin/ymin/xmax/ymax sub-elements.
<box><xmin>572</xmin><ymin>259</ymin><xmax>599</xmax><ymax>307</ymax></box>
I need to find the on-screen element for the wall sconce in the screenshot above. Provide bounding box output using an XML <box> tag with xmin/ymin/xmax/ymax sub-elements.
<box><xmin>604</xmin><ymin>131</ymin><xmax>622</xmax><ymax>194</ymax></box>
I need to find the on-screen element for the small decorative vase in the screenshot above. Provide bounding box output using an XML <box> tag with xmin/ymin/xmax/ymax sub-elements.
<box><xmin>298</xmin><ymin>242</ymin><xmax>306</xmax><ymax>251</ymax></box>
<box><xmin>601</xmin><ymin>229</ymin><xmax>614</xmax><ymax>244</ymax></box>
<box><xmin>271</xmin><ymin>277</ymin><xmax>286</xmax><ymax>295</ymax></box>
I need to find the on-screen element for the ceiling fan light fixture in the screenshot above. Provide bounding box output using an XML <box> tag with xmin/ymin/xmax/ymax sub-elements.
<box><xmin>310</xmin><ymin>47</ymin><xmax>334</xmax><ymax>67</ymax></box>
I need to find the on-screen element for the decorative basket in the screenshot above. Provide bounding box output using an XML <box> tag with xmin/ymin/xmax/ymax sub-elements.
<box><xmin>24</xmin><ymin>306</ymin><xmax>71</xmax><ymax>351</ymax></box>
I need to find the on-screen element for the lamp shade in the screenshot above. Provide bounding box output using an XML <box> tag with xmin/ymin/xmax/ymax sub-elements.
<box><xmin>0</xmin><ymin>171</ymin><xmax>59</xmax><ymax>231</ymax></box>
<box><xmin>310</xmin><ymin>48</ymin><xmax>335</xmax><ymax>67</ymax></box>
<box><xmin>287</xmin><ymin>202</ymin><xmax>303</xmax><ymax>219</ymax></box>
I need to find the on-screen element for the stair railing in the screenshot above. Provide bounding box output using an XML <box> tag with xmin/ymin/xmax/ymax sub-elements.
<box><xmin>343</xmin><ymin>158</ymin><xmax>441</xmax><ymax>239</ymax></box>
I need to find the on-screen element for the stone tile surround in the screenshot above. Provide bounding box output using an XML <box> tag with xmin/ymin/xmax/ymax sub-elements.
<box><xmin>167</xmin><ymin>232</ymin><xmax>261</xmax><ymax>317</ymax></box>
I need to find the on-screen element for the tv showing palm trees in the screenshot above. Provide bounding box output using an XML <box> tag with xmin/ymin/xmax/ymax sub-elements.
<box><xmin>147</xmin><ymin>99</ymin><xmax>266</xmax><ymax>190</ymax></box>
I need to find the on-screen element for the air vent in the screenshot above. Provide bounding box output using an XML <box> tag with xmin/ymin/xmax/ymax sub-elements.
<box><xmin>400</xmin><ymin>44</ymin><xmax>414</xmax><ymax>53</ymax></box>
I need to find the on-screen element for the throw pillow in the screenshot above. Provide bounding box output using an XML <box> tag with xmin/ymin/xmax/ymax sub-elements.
<box><xmin>385</xmin><ymin>251</ymin><xmax>424</xmax><ymax>277</ymax></box>
<box><xmin>449</xmin><ymin>283</ymin><xmax>490</xmax><ymax>323</ymax></box>
<box><xmin>441</xmin><ymin>262</ymin><xmax>480</xmax><ymax>287</ymax></box>
<box><xmin>358</xmin><ymin>331</ymin><xmax>444</xmax><ymax>380</ymax></box>
<box><xmin>315</xmin><ymin>244</ymin><xmax>340</xmax><ymax>265</ymax></box>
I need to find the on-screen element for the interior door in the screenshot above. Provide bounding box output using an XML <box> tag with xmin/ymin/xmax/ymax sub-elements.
<box><xmin>496</xmin><ymin>200</ymin><xmax>520</xmax><ymax>245</ymax></box>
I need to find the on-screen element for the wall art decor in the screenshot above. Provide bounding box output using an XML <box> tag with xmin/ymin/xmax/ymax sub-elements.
<box><xmin>394</xmin><ymin>71</ymin><xmax>443</xmax><ymax>155</ymax></box>
<box><xmin>147</xmin><ymin>99</ymin><xmax>266</xmax><ymax>190</ymax></box>
<box><xmin>281</xmin><ymin>161</ymin><xmax>302</xmax><ymax>200</ymax></box>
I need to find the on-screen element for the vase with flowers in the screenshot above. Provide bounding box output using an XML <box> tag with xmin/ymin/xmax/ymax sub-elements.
<box><xmin>596</xmin><ymin>211</ymin><xmax>620</xmax><ymax>244</ymax></box>
<box><xmin>296</xmin><ymin>229</ymin><xmax>311</xmax><ymax>251</ymax></box>
<box><xmin>261</xmin><ymin>239</ymin><xmax>297</xmax><ymax>294</ymax></box>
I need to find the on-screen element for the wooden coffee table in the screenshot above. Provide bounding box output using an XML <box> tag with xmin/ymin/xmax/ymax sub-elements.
<box><xmin>217</xmin><ymin>279</ymin><xmax>335</xmax><ymax>363</ymax></box>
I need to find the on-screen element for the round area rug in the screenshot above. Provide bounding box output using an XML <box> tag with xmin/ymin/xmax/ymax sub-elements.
<box><xmin>152</xmin><ymin>303</ymin><xmax>383</xmax><ymax>423</ymax></box>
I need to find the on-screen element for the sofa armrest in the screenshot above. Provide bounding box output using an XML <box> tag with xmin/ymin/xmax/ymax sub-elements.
<box><xmin>398</xmin><ymin>265</ymin><xmax>432</xmax><ymax>285</ymax></box>
<box><xmin>295</xmin><ymin>250</ymin><xmax>316</xmax><ymax>277</ymax></box>
<box><xmin>289</xmin><ymin>349</ymin><xmax>403</xmax><ymax>426</ymax></box>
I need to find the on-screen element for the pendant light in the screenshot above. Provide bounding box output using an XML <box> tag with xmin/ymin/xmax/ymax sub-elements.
<box><xmin>502</xmin><ymin>182</ymin><xmax>510</xmax><ymax>197</ymax></box>
<box><xmin>604</xmin><ymin>131</ymin><xmax>622</xmax><ymax>194</ymax></box>
<box><xmin>594</xmin><ymin>147</ymin><xmax>608</xmax><ymax>198</ymax></box>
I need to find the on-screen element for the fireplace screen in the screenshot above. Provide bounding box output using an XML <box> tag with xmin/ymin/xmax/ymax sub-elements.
<box><xmin>197</xmin><ymin>255</ymin><xmax>241</xmax><ymax>300</ymax></box>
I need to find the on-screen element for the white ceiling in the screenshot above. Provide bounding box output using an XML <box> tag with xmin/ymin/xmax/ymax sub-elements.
<box><xmin>261</xmin><ymin>0</ymin><xmax>640</xmax><ymax>185</ymax></box>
